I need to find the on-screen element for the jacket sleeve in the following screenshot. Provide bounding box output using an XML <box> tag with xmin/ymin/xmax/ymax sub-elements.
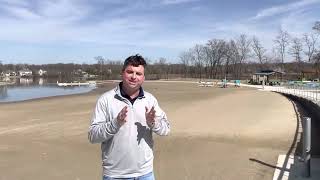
<box><xmin>152</xmin><ymin>98</ymin><xmax>170</xmax><ymax>136</ymax></box>
<box><xmin>88</xmin><ymin>96</ymin><xmax>120</xmax><ymax>144</ymax></box>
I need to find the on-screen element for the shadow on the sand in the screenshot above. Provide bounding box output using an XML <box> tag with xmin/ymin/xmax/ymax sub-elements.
<box><xmin>249</xmin><ymin>95</ymin><xmax>304</xmax><ymax>180</ymax></box>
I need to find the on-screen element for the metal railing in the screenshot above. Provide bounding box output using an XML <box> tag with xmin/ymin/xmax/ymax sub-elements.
<box><xmin>301</xmin><ymin>117</ymin><xmax>312</xmax><ymax>178</ymax></box>
<box><xmin>262</xmin><ymin>84</ymin><xmax>314</xmax><ymax>177</ymax></box>
<box><xmin>261</xmin><ymin>83</ymin><xmax>320</xmax><ymax>104</ymax></box>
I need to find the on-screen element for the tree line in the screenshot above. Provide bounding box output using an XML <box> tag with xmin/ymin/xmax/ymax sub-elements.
<box><xmin>1</xmin><ymin>21</ymin><xmax>320</xmax><ymax>81</ymax></box>
<box><xmin>179</xmin><ymin>21</ymin><xmax>320</xmax><ymax>80</ymax></box>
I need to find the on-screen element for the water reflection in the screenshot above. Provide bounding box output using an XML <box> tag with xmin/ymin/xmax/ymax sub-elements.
<box><xmin>0</xmin><ymin>86</ymin><xmax>8</xmax><ymax>99</ymax></box>
<box><xmin>19</xmin><ymin>78</ymin><xmax>33</xmax><ymax>85</ymax></box>
<box><xmin>39</xmin><ymin>78</ymin><xmax>44</xmax><ymax>85</ymax></box>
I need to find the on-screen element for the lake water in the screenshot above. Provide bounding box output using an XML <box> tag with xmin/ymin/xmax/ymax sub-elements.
<box><xmin>0</xmin><ymin>78</ymin><xmax>96</xmax><ymax>103</ymax></box>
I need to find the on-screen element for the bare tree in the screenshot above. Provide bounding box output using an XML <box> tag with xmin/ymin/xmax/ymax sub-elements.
<box><xmin>205</xmin><ymin>39</ymin><xmax>227</xmax><ymax>79</ymax></box>
<box><xmin>303</xmin><ymin>33</ymin><xmax>318</xmax><ymax>62</ymax></box>
<box><xmin>157</xmin><ymin>57</ymin><xmax>170</xmax><ymax>79</ymax></box>
<box><xmin>313</xmin><ymin>21</ymin><xmax>320</xmax><ymax>33</ymax></box>
<box><xmin>289</xmin><ymin>37</ymin><xmax>304</xmax><ymax>78</ymax></box>
<box><xmin>312</xmin><ymin>52</ymin><xmax>320</xmax><ymax>77</ymax></box>
<box><xmin>203</xmin><ymin>46</ymin><xmax>211</xmax><ymax>78</ymax></box>
<box><xmin>179</xmin><ymin>51</ymin><xmax>192</xmax><ymax>78</ymax></box>
<box><xmin>274</xmin><ymin>29</ymin><xmax>290</xmax><ymax>72</ymax></box>
<box><xmin>192</xmin><ymin>44</ymin><xmax>205</xmax><ymax>81</ymax></box>
<box><xmin>235</xmin><ymin>34</ymin><xmax>251</xmax><ymax>79</ymax></box>
<box><xmin>252</xmin><ymin>36</ymin><xmax>267</xmax><ymax>68</ymax></box>
<box><xmin>0</xmin><ymin>60</ymin><xmax>2</xmax><ymax>73</ymax></box>
<box><xmin>224</xmin><ymin>40</ymin><xmax>238</xmax><ymax>79</ymax></box>
<box><xmin>290</xmin><ymin>38</ymin><xmax>303</xmax><ymax>62</ymax></box>
<box><xmin>95</xmin><ymin>56</ymin><xmax>105</xmax><ymax>80</ymax></box>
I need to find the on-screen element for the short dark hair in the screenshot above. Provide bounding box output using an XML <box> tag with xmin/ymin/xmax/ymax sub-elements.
<box><xmin>122</xmin><ymin>54</ymin><xmax>147</xmax><ymax>71</ymax></box>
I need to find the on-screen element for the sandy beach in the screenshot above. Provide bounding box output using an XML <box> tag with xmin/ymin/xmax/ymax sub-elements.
<box><xmin>0</xmin><ymin>81</ymin><xmax>299</xmax><ymax>180</ymax></box>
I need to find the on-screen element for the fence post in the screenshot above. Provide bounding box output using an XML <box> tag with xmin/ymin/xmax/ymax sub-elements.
<box><xmin>299</xmin><ymin>85</ymin><xmax>301</xmax><ymax>97</ymax></box>
<box><xmin>314</xmin><ymin>87</ymin><xmax>316</xmax><ymax>101</ymax></box>
<box><xmin>302</xmin><ymin>117</ymin><xmax>311</xmax><ymax>178</ymax></box>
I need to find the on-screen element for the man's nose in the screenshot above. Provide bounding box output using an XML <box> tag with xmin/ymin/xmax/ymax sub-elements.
<box><xmin>132</xmin><ymin>73</ymin><xmax>137</xmax><ymax>79</ymax></box>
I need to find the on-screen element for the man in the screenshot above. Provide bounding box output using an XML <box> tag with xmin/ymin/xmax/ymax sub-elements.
<box><xmin>88</xmin><ymin>54</ymin><xmax>170</xmax><ymax>180</ymax></box>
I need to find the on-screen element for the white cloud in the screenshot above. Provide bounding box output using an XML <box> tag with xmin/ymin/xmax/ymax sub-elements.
<box><xmin>161</xmin><ymin>0</ymin><xmax>198</xmax><ymax>5</ymax></box>
<box><xmin>1</xmin><ymin>0</ymin><xmax>90</xmax><ymax>23</ymax></box>
<box><xmin>2</xmin><ymin>5</ymin><xmax>41</xmax><ymax>20</ymax></box>
<box><xmin>251</xmin><ymin>0</ymin><xmax>320</xmax><ymax>20</ymax></box>
<box><xmin>0</xmin><ymin>0</ymin><xmax>195</xmax><ymax>49</ymax></box>
<box><xmin>0</xmin><ymin>0</ymin><xmax>29</xmax><ymax>7</ymax></box>
<box><xmin>39</xmin><ymin>0</ymin><xmax>87</xmax><ymax>20</ymax></box>
<box><xmin>280</xmin><ymin>10</ymin><xmax>318</xmax><ymax>37</ymax></box>
<box><xmin>0</xmin><ymin>0</ymin><xmax>319</xmax><ymax>63</ymax></box>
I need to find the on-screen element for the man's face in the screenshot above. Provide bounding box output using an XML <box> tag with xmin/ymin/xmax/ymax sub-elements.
<box><xmin>122</xmin><ymin>65</ymin><xmax>145</xmax><ymax>91</ymax></box>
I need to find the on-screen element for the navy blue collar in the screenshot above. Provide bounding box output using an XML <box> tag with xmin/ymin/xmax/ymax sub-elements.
<box><xmin>119</xmin><ymin>82</ymin><xmax>144</xmax><ymax>104</ymax></box>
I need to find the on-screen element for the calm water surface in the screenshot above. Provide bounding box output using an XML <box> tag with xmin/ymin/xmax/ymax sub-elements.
<box><xmin>0</xmin><ymin>78</ymin><xmax>96</xmax><ymax>103</ymax></box>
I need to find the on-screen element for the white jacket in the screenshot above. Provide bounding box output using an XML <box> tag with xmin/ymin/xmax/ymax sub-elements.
<box><xmin>88</xmin><ymin>85</ymin><xmax>170</xmax><ymax>178</ymax></box>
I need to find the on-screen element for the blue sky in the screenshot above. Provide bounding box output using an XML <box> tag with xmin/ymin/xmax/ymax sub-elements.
<box><xmin>0</xmin><ymin>0</ymin><xmax>319</xmax><ymax>64</ymax></box>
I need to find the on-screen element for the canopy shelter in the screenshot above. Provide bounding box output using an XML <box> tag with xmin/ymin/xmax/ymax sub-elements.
<box><xmin>252</xmin><ymin>70</ymin><xmax>284</xmax><ymax>85</ymax></box>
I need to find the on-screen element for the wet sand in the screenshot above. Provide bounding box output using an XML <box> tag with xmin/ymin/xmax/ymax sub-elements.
<box><xmin>0</xmin><ymin>81</ymin><xmax>298</xmax><ymax>180</ymax></box>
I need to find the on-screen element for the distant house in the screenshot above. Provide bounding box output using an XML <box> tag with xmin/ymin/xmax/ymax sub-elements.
<box><xmin>19</xmin><ymin>69</ymin><xmax>32</xmax><ymax>77</ymax></box>
<box><xmin>38</xmin><ymin>69</ymin><xmax>47</xmax><ymax>76</ymax></box>
<box><xmin>300</xmin><ymin>69</ymin><xmax>317</xmax><ymax>81</ymax></box>
<box><xmin>252</xmin><ymin>70</ymin><xmax>284</xmax><ymax>85</ymax></box>
<box><xmin>3</xmin><ymin>70</ymin><xmax>17</xmax><ymax>77</ymax></box>
<box><xmin>74</xmin><ymin>69</ymin><xmax>89</xmax><ymax>77</ymax></box>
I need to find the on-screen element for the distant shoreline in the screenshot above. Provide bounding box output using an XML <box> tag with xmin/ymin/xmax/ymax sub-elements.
<box><xmin>0</xmin><ymin>85</ymin><xmax>101</xmax><ymax>105</ymax></box>
<box><xmin>0</xmin><ymin>81</ymin><xmax>119</xmax><ymax>104</ymax></box>
<box><xmin>0</xmin><ymin>80</ymin><xmax>248</xmax><ymax>104</ymax></box>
